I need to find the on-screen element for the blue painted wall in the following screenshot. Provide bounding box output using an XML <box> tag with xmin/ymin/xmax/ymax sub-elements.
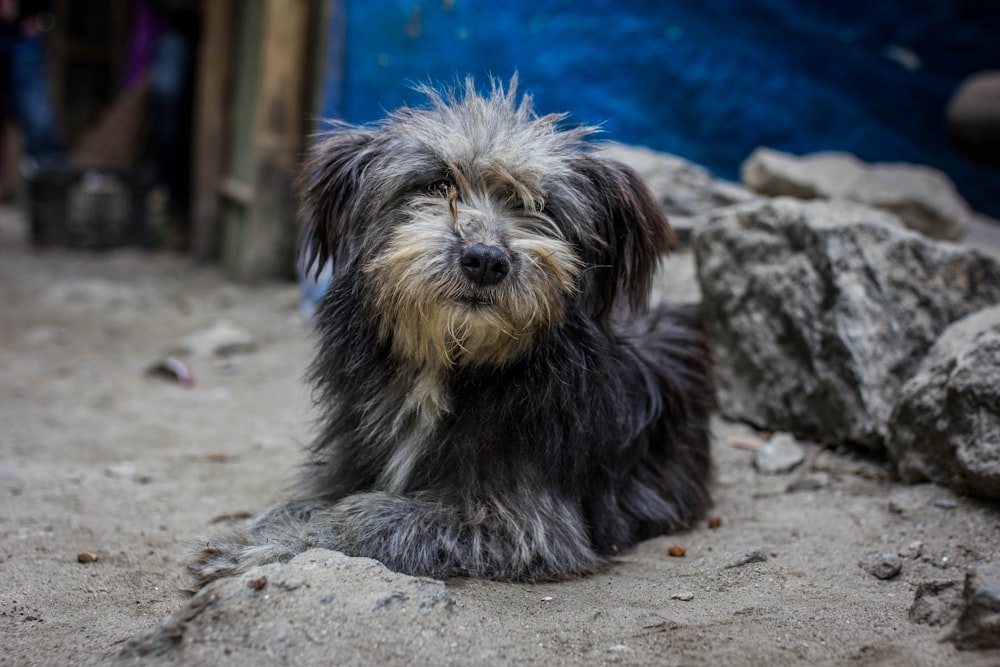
<box><xmin>320</xmin><ymin>1</ymin><xmax>1000</xmax><ymax>217</ymax></box>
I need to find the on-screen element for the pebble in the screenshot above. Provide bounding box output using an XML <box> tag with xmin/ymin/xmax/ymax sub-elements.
<box><xmin>754</xmin><ymin>432</ymin><xmax>805</xmax><ymax>474</ymax></box>
<box><xmin>77</xmin><ymin>552</ymin><xmax>99</xmax><ymax>563</ymax></box>
<box><xmin>859</xmin><ymin>552</ymin><xmax>902</xmax><ymax>580</ymax></box>
<box><xmin>786</xmin><ymin>472</ymin><xmax>829</xmax><ymax>492</ymax></box>
<box><xmin>888</xmin><ymin>492</ymin><xmax>921</xmax><ymax>515</ymax></box>
<box><xmin>671</xmin><ymin>591</ymin><xmax>695</xmax><ymax>601</ymax></box>
<box><xmin>277</xmin><ymin>579</ymin><xmax>304</xmax><ymax>591</ymax></box>
<box><xmin>901</xmin><ymin>540</ymin><xmax>925</xmax><ymax>559</ymax></box>
<box><xmin>727</xmin><ymin>433</ymin><xmax>766</xmax><ymax>451</ymax></box>
<box><xmin>103</xmin><ymin>462</ymin><xmax>153</xmax><ymax>484</ymax></box>
<box><xmin>724</xmin><ymin>547</ymin><xmax>769</xmax><ymax>569</ymax></box>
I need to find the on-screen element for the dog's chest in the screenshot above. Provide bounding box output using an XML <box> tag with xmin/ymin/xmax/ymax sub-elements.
<box><xmin>367</xmin><ymin>366</ymin><xmax>452</xmax><ymax>493</ymax></box>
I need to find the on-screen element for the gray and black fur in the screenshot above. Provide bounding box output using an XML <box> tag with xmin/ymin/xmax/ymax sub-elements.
<box><xmin>190</xmin><ymin>77</ymin><xmax>713</xmax><ymax>584</ymax></box>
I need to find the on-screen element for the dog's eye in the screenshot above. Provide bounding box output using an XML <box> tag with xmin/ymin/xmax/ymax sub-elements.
<box><xmin>428</xmin><ymin>179</ymin><xmax>456</xmax><ymax>198</ymax></box>
<box><xmin>514</xmin><ymin>196</ymin><xmax>543</xmax><ymax>213</ymax></box>
<box><xmin>506</xmin><ymin>189</ymin><xmax>542</xmax><ymax>212</ymax></box>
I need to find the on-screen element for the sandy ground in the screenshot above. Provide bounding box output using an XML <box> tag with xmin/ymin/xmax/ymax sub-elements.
<box><xmin>1</xmin><ymin>202</ymin><xmax>999</xmax><ymax>666</ymax></box>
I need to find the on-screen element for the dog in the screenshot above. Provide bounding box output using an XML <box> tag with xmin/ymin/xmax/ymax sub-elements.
<box><xmin>189</xmin><ymin>77</ymin><xmax>713</xmax><ymax>584</ymax></box>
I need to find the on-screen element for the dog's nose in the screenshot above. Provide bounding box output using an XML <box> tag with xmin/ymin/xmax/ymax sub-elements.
<box><xmin>460</xmin><ymin>243</ymin><xmax>510</xmax><ymax>286</ymax></box>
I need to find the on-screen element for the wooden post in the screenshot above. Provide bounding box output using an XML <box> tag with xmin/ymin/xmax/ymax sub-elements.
<box><xmin>233</xmin><ymin>0</ymin><xmax>311</xmax><ymax>281</ymax></box>
<box><xmin>190</xmin><ymin>0</ymin><xmax>235</xmax><ymax>260</ymax></box>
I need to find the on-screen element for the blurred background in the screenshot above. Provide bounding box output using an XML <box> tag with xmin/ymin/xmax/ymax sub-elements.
<box><xmin>1</xmin><ymin>0</ymin><xmax>998</xmax><ymax>280</ymax></box>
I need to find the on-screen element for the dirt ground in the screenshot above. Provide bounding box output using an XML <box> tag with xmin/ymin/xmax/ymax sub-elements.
<box><xmin>1</xmin><ymin>202</ymin><xmax>999</xmax><ymax>666</ymax></box>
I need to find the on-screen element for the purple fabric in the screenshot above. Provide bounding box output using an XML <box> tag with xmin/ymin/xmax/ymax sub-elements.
<box><xmin>123</xmin><ymin>0</ymin><xmax>166</xmax><ymax>90</ymax></box>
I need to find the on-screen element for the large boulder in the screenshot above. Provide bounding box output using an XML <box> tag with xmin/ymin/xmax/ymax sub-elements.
<box><xmin>693</xmin><ymin>198</ymin><xmax>1000</xmax><ymax>450</ymax></box>
<box><xmin>740</xmin><ymin>147</ymin><xmax>972</xmax><ymax>241</ymax></box>
<box><xmin>886</xmin><ymin>306</ymin><xmax>1000</xmax><ymax>500</ymax></box>
<box><xmin>599</xmin><ymin>142</ymin><xmax>758</xmax><ymax>241</ymax></box>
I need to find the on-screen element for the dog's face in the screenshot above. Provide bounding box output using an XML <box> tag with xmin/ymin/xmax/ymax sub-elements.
<box><xmin>300</xmin><ymin>78</ymin><xmax>675</xmax><ymax>371</ymax></box>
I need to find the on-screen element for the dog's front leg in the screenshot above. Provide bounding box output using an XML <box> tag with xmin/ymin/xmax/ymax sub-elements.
<box><xmin>190</xmin><ymin>489</ymin><xmax>602</xmax><ymax>583</ymax></box>
<box><xmin>314</xmin><ymin>490</ymin><xmax>602</xmax><ymax>581</ymax></box>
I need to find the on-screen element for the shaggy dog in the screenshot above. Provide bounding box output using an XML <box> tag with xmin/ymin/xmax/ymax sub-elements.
<box><xmin>190</xmin><ymin>77</ymin><xmax>713</xmax><ymax>584</ymax></box>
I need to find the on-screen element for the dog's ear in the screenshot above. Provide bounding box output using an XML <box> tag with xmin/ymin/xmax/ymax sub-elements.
<box><xmin>572</xmin><ymin>155</ymin><xmax>676</xmax><ymax>320</ymax></box>
<box><xmin>298</xmin><ymin>125</ymin><xmax>377</xmax><ymax>278</ymax></box>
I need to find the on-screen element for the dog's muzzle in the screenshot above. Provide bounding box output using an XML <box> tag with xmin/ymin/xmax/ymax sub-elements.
<box><xmin>460</xmin><ymin>243</ymin><xmax>510</xmax><ymax>287</ymax></box>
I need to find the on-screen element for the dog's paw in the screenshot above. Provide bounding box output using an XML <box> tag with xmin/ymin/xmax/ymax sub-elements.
<box><xmin>187</xmin><ymin>544</ymin><xmax>244</xmax><ymax>586</ymax></box>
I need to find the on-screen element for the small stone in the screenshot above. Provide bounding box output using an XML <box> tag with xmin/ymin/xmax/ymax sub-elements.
<box><xmin>540</xmin><ymin>596</ymin><xmax>553</xmax><ymax>602</ymax></box>
<box><xmin>671</xmin><ymin>591</ymin><xmax>695</xmax><ymax>601</ymax></box>
<box><xmin>909</xmin><ymin>579</ymin><xmax>963</xmax><ymax>626</ymax></box>
<box><xmin>727</xmin><ymin>434</ymin><xmax>767</xmax><ymax>451</ymax></box>
<box><xmin>248</xmin><ymin>576</ymin><xmax>268</xmax><ymax>590</ymax></box>
<box><xmin>725</xmin><ymin>547</ymin><xmax>768</xmax><ymax>569</ymax></box>
<box><xmin>754</xmin><ymin>432</ymin><xmax>805</xmax><ymax>474</ymax></box>
<box><xmin>888</xmin><ymin>494</ymin><xmax>910</xmax><ymax>515</ymax></box>
<box><xmin>707</xmin><ymin>516</ymin><xmax>722</xmax><ymax>529</ymax></box>
<box><xmin>667</xmin><ymin>545</ymin><xmax>686</xmax><ymax>557</ymax></box>
<box><xmin>859</xmin><ymin>552</ymin><xmax>903</xmax><ymax>580</ymax></box>
<box><xmin>77</xmin><ymin>552</ymin><xmax>99</xmax><ymax>563</ymax></box>
<box><xmin>786</xmin><ymin>473</ymin><xmax>829</xmax><ymax>492</ymax></box>
<box><xmin>950</xmin><ymin>562</ymin><xmax>1000</xmax><ymax>649</ymax></box>
<box><xmin>934</xmin><ymin>498</ymin><xmax>958</xmax><ymax>509</ymax></box>
<box><xmin>607</xmin><ymin>644</ymin><xmax>633</xmax><ymax>653</ymax></box>
<box><xmin>888</xmin><ymin>491</ymin><xmax>926</xmax><ymax>515</ymax></box>
<box><xmin>902</xmin><ymin>541</ymin><xmax>925</xmax><ymax>559</ymax></box>
<box><xmin>104</xmin><ymin>462</ymin><xmax>152</xmax><ymax>484</ymax></box>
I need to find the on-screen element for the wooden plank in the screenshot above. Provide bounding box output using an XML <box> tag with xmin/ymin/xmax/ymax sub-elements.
<box><xmin>190</xmin><ymin>0</ymin><xmax>235</xmax><ymax>260</ymax></box>
<box><xmin>220</xmin><ymin>0</ymin><xmax>262</xmax><ymax>275</ymax></box>
<box><xmin>232</xmin><ymin>0</ymin><xmax>311</xmax><ymax>280</ymax></box>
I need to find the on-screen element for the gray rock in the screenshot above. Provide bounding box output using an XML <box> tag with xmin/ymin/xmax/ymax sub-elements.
<box><xmin>753</xmin><ymin>432</ymin><xmax>805</xmax><ymax>474</ymax></box>
<box><xmin>598</xmin><ymin>142</ymin><xmax>758</xmax><ymax>241</ymax></box>
<box><xmin>693</xmin><ymin>198</ymin><xmax>1000</xmax><ymax>450</ymax></box>
<box><xmin>950</xmin><ymin>562</ymin><xmax>1000</xmax><ymax>650</ymax></box>
<box><xmin>909</xmin><ymin>579</ymin><xmax>964</xmax><ymax>626</ymax></box>
<box><xmin>887</xmin><ymin>306</ymin><xmax>1000</xmax><ymax>500</ymax></box>
<box><xmin>741</xmin><ymin>147</ymin><xmax>972</xmax><ymax>241</ymax></box>
<box><xmin>859</xmin><ymin>552</ymin><xmax>903</xmax><ymax>580</ymax></box>
<box><xmin>946</xmin><ymin>71</ymin><xmax>1000</xmax><ymax>167</ymax></box>
<box><xmin>724</xmin><ymin>547</ymin><xmax>769</xmax><ymax>569</ymax></box>
<box><xmin>120</xmin><ymin>549</ymin><xmax>451</xmax><ymax>661</ymax></box>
